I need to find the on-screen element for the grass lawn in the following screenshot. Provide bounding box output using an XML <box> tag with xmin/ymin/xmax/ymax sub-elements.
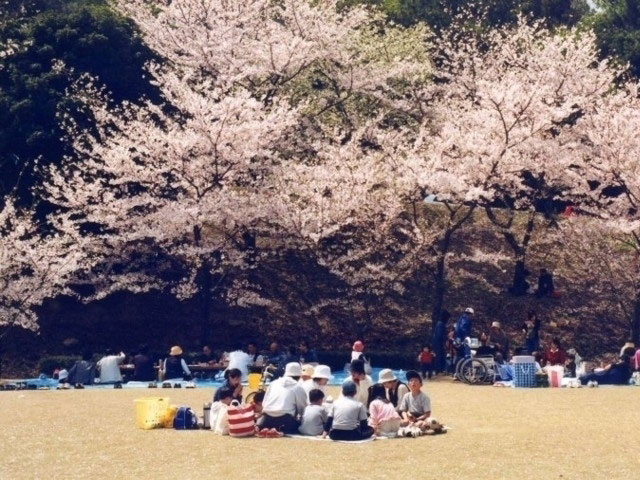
<box><xmin>1</xmin><ymin>380</ymin><xmax>639</xmax><ymax>479</ymax></box>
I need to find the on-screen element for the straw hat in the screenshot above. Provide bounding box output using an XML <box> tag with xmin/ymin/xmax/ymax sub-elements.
<box><xmin>301</xmin><ymin>364</ymin><xmax>315</xmax><ymax>377</ymax></box>
<box><xmin>465</xmin><ymin>307</ymin><xmax>475</xmax><ymax>314</ymax></box>
<box><xmin>491</xmin><ymin>321</ymin><xmax>501</xmax><ymax>328</ymax></box>
<box><xmin>169</xmin><ymin>346</ymin><xmax>183</xmax><ymax>356</ymax></box>
<box><xmin>313</xmin><ymin>365</ymin><xmax>332</xmax><ymax>380</ymax></box>
<box><xmin>378</xmin><ymin>368</ymin><xmax>397</xmax><ymax>384</ymax></box>
<box><xmin>284</xmin><ymin>362</ymin><xmax>302</xmax><ymax>377</ymax></box>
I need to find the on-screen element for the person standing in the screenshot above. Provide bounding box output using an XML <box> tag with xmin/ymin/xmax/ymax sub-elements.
<box><xmin>453</xmin><ymin>307</ymin><xmax>474</xmax><ymax>368</ymax></box>
<box><xmin>432</xmin><ymin>310</ymin><xmax>450</xmax><ymax>374</ymax></box>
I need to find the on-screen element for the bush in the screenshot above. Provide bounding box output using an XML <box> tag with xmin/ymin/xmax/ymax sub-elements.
<box><xmin>38</xmin><ymin>355</ymin><xmax>79</xmax><ymax>375</ymax></box>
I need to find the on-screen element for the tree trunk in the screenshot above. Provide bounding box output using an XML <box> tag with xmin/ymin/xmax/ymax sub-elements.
<box><xmin>431</xmin><ymin>233</ymin><xmax>452</xmax><ymax>330</ymax></box>
<box><xmin>510</xmin><ymin>257</ymin><xmax>528</xmax><ymax>296</ymax></box>
<box><xmin>632</xmin><ymin>292</ymin><xmax>640</xmax><ymax>346</ymax></box>
<box><xmin>200</xmin><ymin>260</ymin><xmax>212</xmax><ymax>344</ymax></box>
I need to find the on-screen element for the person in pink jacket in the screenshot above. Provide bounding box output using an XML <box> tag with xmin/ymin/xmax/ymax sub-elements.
<box><xmin>368</xmin><ymin>384</ymin><xmax>407</xmax><ymax>438</ymax></box>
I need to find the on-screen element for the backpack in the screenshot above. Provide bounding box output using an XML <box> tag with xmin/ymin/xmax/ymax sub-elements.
<box><xmin>173</xmin><ymin>406</ymin><xmax>198</xmax><ymax>430</ymax></box>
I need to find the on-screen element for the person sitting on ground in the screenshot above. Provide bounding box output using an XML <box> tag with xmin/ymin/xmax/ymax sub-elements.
<box><xmin>197</xmin><ymin>345</ymin><xmax>219</xmax><ymax>366</ymax></box>
<box><xmin>631</xmin><ymin>347</ymin><xmax>640</xmax><ymax>372</ymax></box>
<box><xmin>535</xmin><ymin>268</ymin><xmax>555</xmax><ymax>298</ymax></box>
<box><xmin>488</xmin><ymin>321</ymin><xmax>510</xmax><ymax>357</ymax></box>
<box><xmin>377</xmin><ymin>368</ymin><xmax>408</xmax><ymax>412</ymax></box>
<box><xmin>163</xmin><ymin>346</ymin><xmax>191</xmax><ymax>380</ymax></box>
<box><xmin>342</xmin><ymin>359</ymin><xmax>372</xmax><ymax>406</ymax></box>
<box><xmin>97</xmin><ymin>349</ymin><xmax>126</xmax><ymax>383</ymax></box>
<box><xmin>214</xmin><ymin>368</ymin><xmax>243</xmax><ymax>403</ymax></box>
<box><xmin>251</xmin><ymin>390</ymin><xmax>266</xmax><ymax>421</ymax></box>
<box><xmin>267</xmin><ymin>342</ymin><xmax>286</xmax><ymax>378</ymax></box>
<box><xmin>522</xmin><ymin>311</ymin><xmax>541</xmax><ymax>354</ymax></box>
<box><xmin>580</xmin><ymin>354</ymin><xmax>633</xmax><ymax>386</ymax></box>
<box><xmin>398</xmin><ymin>370</ymin><xmax>431</xmax><ymax>427</ymax></box>
<box><xmin>300</xmin><ymin>364</ymin><xmax>314</xmax><ymax>384</ymax></box>
<box><xmin>210</xmin><ymin>386</ymin><xmax>235</xmax><ymax>435</ymax></box>
<box><xmin>368</xmin><ymin>383</ymin><xmax>405</xmax><ymax>438</ymax></box>
<box><xmin>133</xmin><ymin>344</ymin><xmax>155</xmax><ymax>382</ymax></box>
<box><xmin>323</xmin><ymin>381</ymin><xmax>374</xmax><ymax>441</ymax></box>
<box><xmin>567</xmin><ymin>348</ymin><xmax>583</xmax><ymax>376</ymax></box>
<box><xmin>298</xmin><ymin>389</ymin><xmax>328</xmax><ymax>436</ymax></box>
<box><xmin>565</xmin><ymin>353</ymin><xmax>577</xmax><ymax>378</ymax></box>
<box><xmin>544</xmin><ymin>338</ymin><xmax>567</xmax><ymax>367</ymax></box>
<box><xmin>302</xmin><ymin>365</ymin><xmax>331</xmax><ymax>397</ymax></box>
<box><xmin>67</xmin><ymin>351</ymin><xmax>96</xmax><ymax>386</ymax></box>
<box><xmin>284</xmin><ymin>345</ymin><xmax>298</xmax><ymax>365</ymax></box>
<box><xmin>418</xmin><ymin>345</ymin><xmax>435</xmax><ymax>380</ymax></box>
<box><xmin>259</xmin><ymin>362</ymin><xmax>308</xmax><ymax>434</ymax></box>
<box><xmin>297</xmin><ymin>340</ymin><xmax>319</xmax><ymax>365</ymax></box>
<box><xmin>475</xmin><ymin>334</ymin><xmax>495</xmax><ymax>357</ymax></box>
<box><xmin>246</xmin><ymin>342</ymin><xmax>265</xmax><ymax>370</ymax></box>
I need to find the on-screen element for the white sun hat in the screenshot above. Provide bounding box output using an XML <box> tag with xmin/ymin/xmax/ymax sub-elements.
<box><xmin>284</xmin><ymin>362</ymin><xmax>302</xmax><ymax>377</ymax></box>
<box><xmin>378</xmin><ymin>368</ymin><xmax>397</xmax><ymax>384</ymax></box>
<box><xmin>312</xmin><ymin>365</ymin><xmax>332</xmax><ymax>380</ymax></box>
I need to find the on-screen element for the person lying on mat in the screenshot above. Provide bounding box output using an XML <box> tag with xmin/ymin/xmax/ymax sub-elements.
<box><xmin>579</xmin><ymin>354</ymin><xmax>633</xmax><ymax>386</ymax></box>
<box><xmin>323</xmin><ymin>381</ymin><xmax>374</xmax><ymax>441</ymax></box>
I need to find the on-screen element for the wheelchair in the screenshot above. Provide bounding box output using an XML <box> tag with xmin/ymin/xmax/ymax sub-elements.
<box><xmin>454</xmin><ymin>338</ymin><xmax>501</xmax><ymax>385</ymax></box>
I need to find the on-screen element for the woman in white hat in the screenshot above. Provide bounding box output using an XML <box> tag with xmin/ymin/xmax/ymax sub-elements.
<box><xmin>377</xmin><ymin>368</ymin><xmax>408</xmax><ymax>411</ymax></box>
<box><xmin>163</xmin><ymin>346</ymin><xmax>191</xmax><ymax>380</ymax></box>
<box><xmin>302</xmin><ymin>365</ymin><xmax>332</xmax><ymax>397</ymax></box>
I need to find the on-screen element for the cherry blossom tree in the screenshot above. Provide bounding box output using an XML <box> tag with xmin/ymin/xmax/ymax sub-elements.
<box><xmin>386</xmin><ymin>19</ymin><xmax>624</xmax><ymax>323</ymax></box>
<box><xmin>43</xmin><ymin>0</ymin><xmax>429</xmax><ymax>339</ymax></box>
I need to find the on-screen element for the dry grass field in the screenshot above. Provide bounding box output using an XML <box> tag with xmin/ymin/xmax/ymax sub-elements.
<box><xmin>1</xmin><ymin>380</ymin><xmax>639</xmax><ymax>480</ymax></box>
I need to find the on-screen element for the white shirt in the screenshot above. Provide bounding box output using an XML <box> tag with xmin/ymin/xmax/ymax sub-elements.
<box><xmin>262</xmin><ymin>376</ymin><xmax>308</xmax><ymax>417</ymax></box>
<box><xmin>341</xmin><ymin>375</ymin><xmax>372</xmax><ymax>405</ymax></box>
<box><xmin>97</xmin><ymin>353</ymin><xmax>125</xmax><ymax>383</ymax></box>
<box><xmin>227</xmin><ymin>350</ymin><xmax>252</xmax><ymax>381</ymax></box>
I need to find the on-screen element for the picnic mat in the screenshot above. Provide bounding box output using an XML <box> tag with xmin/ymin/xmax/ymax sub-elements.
<box><xmin>285</xmin><ymin>434</ymin><xmax>383</xmax><ymax>444</ymax></box>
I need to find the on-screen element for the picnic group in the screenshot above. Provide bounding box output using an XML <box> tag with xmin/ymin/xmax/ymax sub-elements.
<box><xmin>55</xmin><ymin>305</ymin><xmax>640</xmax><ymax>440</ymax></box>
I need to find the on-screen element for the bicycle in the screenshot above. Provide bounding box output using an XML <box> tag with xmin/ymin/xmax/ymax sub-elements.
<box><xmin>244</xmin><ymin>363</ymin><xmax>276</xmax><ymax>403</ymax></box>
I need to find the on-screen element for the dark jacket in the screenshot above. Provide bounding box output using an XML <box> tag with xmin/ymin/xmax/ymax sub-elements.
<box><xmin>67</xmin><ymin>360</ymin><xmax>96</xmax><ymax>385</ymax></box>
<box><xmin>133</xmin><ymin>354</ymin><xmax>155</xmax><ymax>381</ymax></box>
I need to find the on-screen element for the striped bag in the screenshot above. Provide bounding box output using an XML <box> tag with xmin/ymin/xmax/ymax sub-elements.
<box><xmin>227</xmin><ymin>404</ymin><xmax>255</xmax><ymax>437</ymax></box>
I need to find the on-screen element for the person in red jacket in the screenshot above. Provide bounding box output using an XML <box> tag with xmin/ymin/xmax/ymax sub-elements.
<box><xmin>544</xmin><ymin>338</ymin><xmax>567</xmax><ymax>367</ymax></box>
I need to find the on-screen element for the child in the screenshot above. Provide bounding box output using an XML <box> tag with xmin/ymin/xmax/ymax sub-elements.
<box><xmin>368</xmin><ymin>384</ymin><xmax>405</xmax><ymax>438</ymax></box>
<box><xmin>214</xmin><ymin>368</ymin><xmax>243</xmax><ymax>403</ymax></box>
<box><xmin>351</xmin><ymin>340</ymin><xmax>365</xmax><ymax>362</ymax></box>
<box><xmin>298</xmin><ymin>389</ymin><xmax>328</xmax><ymax>436</ymax></box>
<box><xmin>323</xmin><ymin>381</ymin><xmax>374</xmax><ymax>441</ymax></box>
<box><xmin>210</xmin><ymin>386</ymin><xmax>234</xmax><ymax>435</ymax></box>
<box><xmin>418</xmin><ymin>345</ymin><xmax>435</xmax><ymax>380</ymax></box>
<box><xmin>251</xmin><ymin>390</ymin><xmax>266</xmax><ymax>420</ymax></box>
<box><xmin>398</xmin><ymin>370</ymin><xmax>431</xmax><ymax>428</ymax></box>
